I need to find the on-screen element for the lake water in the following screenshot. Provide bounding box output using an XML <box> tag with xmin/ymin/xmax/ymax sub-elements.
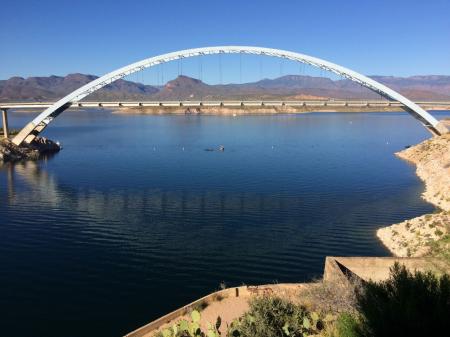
<box><xmin>1</xmin><ymin>110</ymin><xmax>448</xmax><ymax>337</ymax></box>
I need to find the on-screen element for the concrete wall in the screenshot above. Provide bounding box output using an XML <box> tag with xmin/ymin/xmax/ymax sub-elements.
<box><xmin>125</xmin><ymin>256</ymin><xmax>450</xmax><ymax>336</ymax></box>
<box><xmin>325</xmin><ymin>256</ymin><xmax>450</xmax><ymax>283</ymax></box>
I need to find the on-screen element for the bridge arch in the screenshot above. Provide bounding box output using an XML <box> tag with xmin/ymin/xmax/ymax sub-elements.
<box><xmin>12</xmin><ymin>46</ymin><xmax>448</xmax><ymax>145</ymax></box>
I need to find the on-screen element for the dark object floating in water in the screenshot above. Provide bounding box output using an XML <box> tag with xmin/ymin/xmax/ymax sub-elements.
<box><xmin>404</xmin><ymin>145</ymin><xmax>411</xmax><ymax>149</ymax></box>
<box><xmin>204</xmin><ymin>145</ymin><xmax>225</xmax><ymax>152</ymax></box>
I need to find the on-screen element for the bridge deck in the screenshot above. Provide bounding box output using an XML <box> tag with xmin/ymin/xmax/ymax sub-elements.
<box><xmin>2</xmin><ymin>100</ymin><xmax>450</xmax><ymax>110</ymax></box>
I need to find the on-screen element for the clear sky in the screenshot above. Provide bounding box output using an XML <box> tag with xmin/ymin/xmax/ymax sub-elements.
<box><xmin>1</xmin><ymin>0</ymin><xmax>449</xmax><ymax>83</ymax></box>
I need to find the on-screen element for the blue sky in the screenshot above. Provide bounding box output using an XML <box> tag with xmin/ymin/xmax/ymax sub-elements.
<box><xmin>1</xmin><ymin>0</ymin><xmax>449</xmax><ymax>83</ymax></box>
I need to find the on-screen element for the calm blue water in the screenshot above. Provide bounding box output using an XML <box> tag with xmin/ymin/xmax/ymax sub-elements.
<box><xmin>1</xmin><ymin>110</ymin><xmax>448</xmax><ymax>337</ymax></box>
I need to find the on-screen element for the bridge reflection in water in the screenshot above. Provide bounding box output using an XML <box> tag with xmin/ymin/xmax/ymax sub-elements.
<box><xmin>3</xmin><ymin>159</ymin><xmax>402</xmax><ymax>260</ymax></box>
<box><xmin>2</xmin><ymin>158</ymin><xmax>424</xmax><ymax>263</ymax></box>
<box><xmin>4</xmin><ymin>160</ymin><xmax>314</xmax><ymax>246</ymax></box>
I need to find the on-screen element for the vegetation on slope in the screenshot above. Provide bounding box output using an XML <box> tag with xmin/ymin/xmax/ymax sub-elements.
<box><xmin>356</xmin><ymin>263</ymin><xmax>450</xmax><ymax>337</ymax></box>
<box><xmin>156</xmin><ymin>264</ymin><xmax>450</xmax><ymax>337</ymax></box>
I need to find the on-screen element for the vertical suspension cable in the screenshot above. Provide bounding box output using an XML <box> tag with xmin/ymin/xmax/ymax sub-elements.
<box><xmin>142</xmin><ymin>67</ymin><xmax>145</xmax><ymax>86</ymax></box>
<box><xmin>152</xmin><ymin>66</ymin><xmax>155</xmax><ymax>86</ymax></box>
<box><xmin>219</xmin><ymin>53</ymin><xmax>223</xmax><ymax>85</ymax></box>
<box><xmin>259</xmin><ymin>57</ymin><xmax>263</xmax><ymax>80</ymax></box>
<box><xmin>198</xmin><ymin>56</ymin><xmax>203</xmax><ymax>82</ymax></box>
<box><xmin>158</xmin><ymin>66</ymin><xmax>161</xmax><ymax>86</ymax></box>
<box><xmin>299</xmin><ymin>62</ymin><xmax>303</xmax><ymax>89</ymax></box>
<box><xmin>359</xmin><ymin>81</ymin><xmax>363</xmax><ymax>100</ymax></box>
<box><xmin>199</xmin><ymin>56</ymin><xmax>203</xmax><ymax>101</ymax></box>
<box><xmin>239</xmin><ymin>53</ymin><xmax>242</xmax><ymax>84</ymax></box>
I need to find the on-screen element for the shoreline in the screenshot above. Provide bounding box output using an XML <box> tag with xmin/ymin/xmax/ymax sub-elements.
<box><xmin>111</xmin><ymin>105</ymin><xmax>408</xmax><ymax>115</ymax></box>
<box><xmin>377</xmin><ymin>120</ymin><xmax>450</xmax><ymax>259</ymax></box>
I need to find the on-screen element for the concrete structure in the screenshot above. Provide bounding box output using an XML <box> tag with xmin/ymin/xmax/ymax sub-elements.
<box><xmin>10</xmin><ymin>46</ymin><xmax>448</xmax><ymax>146</ymax></box>
<box><xmin>1</xmin><ymin>109</ymin><xmax>9</xmax><ymax>138</ymax></box>
<box><xmin>124</xmin><ymin>283</ymin><xmax>308</xmax><ymax>337</ymax></box>
<box><xmin>2</xmin><ymin>100</ymin><xmax>450</xmax><ymax>110</ymax></box>
<box><xmin>323</xmin><ymin>256</ymin><xmax>450</xmax><ymax>283</ymax></box>
<box><xmin>125</xmin><ymin>256</ymin><xmax>450</xmax><ymax>337</ymax></box>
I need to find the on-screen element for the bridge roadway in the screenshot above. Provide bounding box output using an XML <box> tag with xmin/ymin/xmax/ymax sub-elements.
<box><xmin>2</xmin><ymin>100</ymin><xmax>450</xmax><ymax>110</ymax></box>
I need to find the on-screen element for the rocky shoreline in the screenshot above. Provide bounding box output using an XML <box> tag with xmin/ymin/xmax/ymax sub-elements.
<box><xmin>0</xmin><ymin>137</ymin><xmax>61</xmax><ymax>163</ymax></box>
<box><xmin>377</xmin><ymin>122</ymin><xmax>450</xmax><ymax>258</ymax></box>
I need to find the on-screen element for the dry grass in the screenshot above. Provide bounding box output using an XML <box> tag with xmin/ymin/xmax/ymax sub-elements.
<box><xmin>298</xmin><ymin>277</ymin><xmax>362</xmax><ymax>315</ymax></box>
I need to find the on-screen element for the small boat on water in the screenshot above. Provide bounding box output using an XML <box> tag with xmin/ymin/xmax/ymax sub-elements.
<box><xmin>204</xmin><ymin>145</ymin><xmax>225</xmax><ymax>152</ymax></box>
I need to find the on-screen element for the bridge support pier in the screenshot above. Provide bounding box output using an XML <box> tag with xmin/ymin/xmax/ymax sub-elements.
<box><xmin>2</xmin><ymin>109</ymin><xmax>9</xmax><ymax>139</ymax></box>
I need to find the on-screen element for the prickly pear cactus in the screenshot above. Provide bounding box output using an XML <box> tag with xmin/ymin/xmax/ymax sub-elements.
<box><xmin>178</xmin><ymin>319</ymin><xmax>189</xmax><ymax>332</ymax></box>
<box><xmin>155</xmin><ymin>309</ymin><xmax>222</xmax><ymax>337</ymax></box>
<box><xmin>191</xmin><ymin>310</ymin><xmax>201</xmax><ymax>323</ymax></box>
<box><xmin>162</xmin><ymin>328</ymin><xmax>172</xmax><ymax>337</ymax></box>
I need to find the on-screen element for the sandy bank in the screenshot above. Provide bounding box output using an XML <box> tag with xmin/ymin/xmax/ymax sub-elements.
<box><xmin>377</xmin><ymin>212</ymin><xmax>449</xmax><ymax>257</ymax></box>
<box><xmin>113</xmin><ymin>106</ymin><xmax>307</xmax><ymax>115</ymax></box>
<box><xmin>377</xmin><ymin>127</ymin><xmax>450</xmax><ymax>257</ymax></box>
<box><xmin>111</xmin><ymin>105</ymin><xmax>406</xmax><ymax>115</ymax></box>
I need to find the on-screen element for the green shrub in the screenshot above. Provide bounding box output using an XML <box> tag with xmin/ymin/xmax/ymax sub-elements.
<box><xmin>227</xmin><ymin>296</ymin><xmax>325</xmax><ymax>337</ymax></box>
<box><xmin>428</xmin><ymin>234</ymin><xmax>450</xmax><ymax>262</ymax></box>
<box><xmin>356</xmin><ymin>263</ymin><xmax>450</xmax><ymax>337</ymax></box>
<box><xmin>333</xmin><ymin>313</ymin><xmax>360</xmax><ymax>337</ymax></box>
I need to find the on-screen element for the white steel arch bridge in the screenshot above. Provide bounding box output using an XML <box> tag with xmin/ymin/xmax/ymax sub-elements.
<box><xmin>12</xmin><ymin>46</ymin><xmax>448</xmax><ymax>145</ymax></box>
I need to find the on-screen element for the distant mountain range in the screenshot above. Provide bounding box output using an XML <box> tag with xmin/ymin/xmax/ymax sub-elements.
<box><xmin>1</xmin><ymin>73</ymin><xmax>449</xmax><ymax>102</ymax></box>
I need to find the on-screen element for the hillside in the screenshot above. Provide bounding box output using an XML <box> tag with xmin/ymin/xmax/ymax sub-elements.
<box><xmin>0</xmin><ymin>73</ymin><xmax>159</xmax><ymax>102</ymax></box>
<box><xmin>1</xmin><ymin>73</ymin><xmax>449</xmax><ymax>102</ymax></box>
<box><xmin>377</xmin><ymin>126</ymin><xmax>450</xmax><ymax>258</ymax></box>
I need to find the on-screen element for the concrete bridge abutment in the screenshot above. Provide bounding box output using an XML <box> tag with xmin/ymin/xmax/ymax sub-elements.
<box><xmin>2</xmin><ymin>109</ymin><xmax>9</xmax><ymax>139</ymax></box>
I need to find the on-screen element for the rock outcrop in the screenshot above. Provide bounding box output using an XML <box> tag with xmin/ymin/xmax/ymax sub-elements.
<box><xmin>377</xmin><ymin>130</ymin><xmax>450</xmax><ymax>257</ymax></box>
<box><xmin>396</xmin><ymin>133</ymin><xmax>450</xmax><ymax>211</ymax></box>
<box><xmin>0</xmin><ymin>137</ymin><xmax>61</xmax><ymax>163</ymax></box>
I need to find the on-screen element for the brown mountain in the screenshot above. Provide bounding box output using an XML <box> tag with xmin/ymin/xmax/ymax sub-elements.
<box><xmin>0</xmin><ymin>73</ymin><xmax>159</xmax><ymax>102</ymax></box>
<box><xmin>369</xmin><ymin>76</ymin><xmax>450</xmax><ymax>100</ymax></box>
<box><xmin>153</xmin><ymin>75</ymin><xmax>450</xmax><ymax>100</ymax></box>
<box><xmin>1</xmin><ymin>73</ymin><xmax>449</xmax><ymax>102</ymax></box>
